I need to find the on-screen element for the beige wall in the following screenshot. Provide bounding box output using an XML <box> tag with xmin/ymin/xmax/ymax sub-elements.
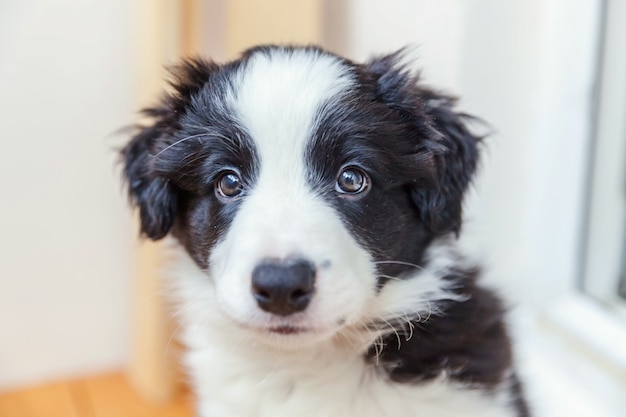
<box><xmin>0</xmin><ymin>0</ymin><xmax>135</xmax><ymax>389</ymax></box>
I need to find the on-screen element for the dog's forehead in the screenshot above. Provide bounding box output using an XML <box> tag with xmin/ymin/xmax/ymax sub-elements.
<box><xmin>231</xmin><ymin>49</ymin><xmax>355</xmax><ymax>163</ymax></box>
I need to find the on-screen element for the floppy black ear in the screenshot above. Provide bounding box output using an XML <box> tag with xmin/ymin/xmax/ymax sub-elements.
<box><xmin>120</xmin><ymin>57</ymin><xmax>217</xmax><ymax>240</ymax></box>
<box><xmin>366</xmin><ymin>51</ymin><xmax>481</xmax><ymax>236</ymax></box>
<box><xmin>414</xmin><ymin>89</ymin><xmax>481</xmax><ymax>235</ymax></box>
<box><xmin>121</xmin><ymin>125</ymin><xmax>178</xmax><ymax>240</ymax></box>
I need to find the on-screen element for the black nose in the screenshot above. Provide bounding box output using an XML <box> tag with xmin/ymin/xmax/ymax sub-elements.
<box><xmin>251</xmin><ymin>259</ymin><xmax>316</xmax><ymax>316</ymax></box>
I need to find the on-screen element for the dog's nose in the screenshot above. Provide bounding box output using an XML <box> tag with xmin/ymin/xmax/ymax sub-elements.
<box><xmin>251</xmin><ymin>259</ymin><xmax>316</xmax><ymax>316</ymax></box>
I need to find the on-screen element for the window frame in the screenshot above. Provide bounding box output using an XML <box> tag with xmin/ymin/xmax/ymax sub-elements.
<box><xmin>581</xmin><ymin>0</ymin><xmax>626</xmax><ymax>307</ymax></box>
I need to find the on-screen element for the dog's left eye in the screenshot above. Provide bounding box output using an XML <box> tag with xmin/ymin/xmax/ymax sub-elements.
<box><xmin>336</xmin><ymin>167</ymin><xmax>369</xmax><ymax>195</ymax></box>
<box><xmin>215</xmin><ymin>171</ymin><xmax>244</xmax><ymax>199</ymax></box>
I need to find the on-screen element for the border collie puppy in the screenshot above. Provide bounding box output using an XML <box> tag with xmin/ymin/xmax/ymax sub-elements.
<box><xmin>121</xmin><ymin>45</ymin><xmax>529</xmax><ymax>417</ymax></box>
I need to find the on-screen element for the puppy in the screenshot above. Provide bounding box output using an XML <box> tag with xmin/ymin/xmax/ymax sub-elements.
<box><xmin>121</xmin><ymin>45</ymin><xmax>529</xmax><ymax>417</ymax></box>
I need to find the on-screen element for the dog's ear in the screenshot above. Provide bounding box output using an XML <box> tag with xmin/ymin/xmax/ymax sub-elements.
<box><xmin>366</xmin><ymin>50</ymin><xmax>481</xmax><ymax>236</ymax></box>
<box><xmin>120</xmin><ymin>58</ymin><xmax>217</xmax><ymax>240</ymax></box>
<box><xmin>414</xmin><ymin>90</ymin><xmax>481</xmax><ymax>236</ymax></box>
<box><xmin>121</xmin><ymin>126</ymin><xmax>178</xmax><ymax>240</ymax></box>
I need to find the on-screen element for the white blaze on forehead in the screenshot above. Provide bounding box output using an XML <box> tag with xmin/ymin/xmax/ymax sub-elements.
<box><xmin>226</xmin><ymin>49</ymin><xmax>357</xmax><ymax>259</ymax></box>
<box><xmin>233</xmin><ymin>49</ymin><xmax>355</xmax><ymax>179</ymax></box>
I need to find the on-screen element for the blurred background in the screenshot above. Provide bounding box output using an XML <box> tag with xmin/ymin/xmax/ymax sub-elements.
<box><xmin>0</xmin><ymin>0</ymin><xmax>624</xmax><ymax>416</ymax></box>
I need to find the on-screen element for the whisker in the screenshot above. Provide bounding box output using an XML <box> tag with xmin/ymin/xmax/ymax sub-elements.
<box><xmin>401</xmin><ymin>314</ymin><xmax>416</xmax><ymax>341</ymax></box>
<box><xmin>163</xmin><ymin>321</ymin><xmax>184</xmax><ymax>368</ymax></box>
<box><xmin>423</xmin><ymin>300</ymin><xmax>434</xmax><ymax>322</ymax></box>
<box><xmin>376</xmin><ymin>274</ymin><xmax>403</xmax><ymax>282</ymax></box>
<box><xmin>373</xmin><ymin>260</ymin><xmax>425</xmax><ymax>271</ymax></box>
<box><xmin>373</xmin><ymin>337</ymin><xmax>383</xmax><ymax>365</ymax></box>
<box><xmin>184</xmin><ymin>125</ymin><xmax>245</xmax><ymax>150</ymax></box>
<box><xmin>377</xmin><ymin>316</ymin><xmax>403</xmax><ymax>349</ymax></box>
<box><xmin>149</xmin><ymin>133</ymin><xmax>210</xmax><ymax>158</ymax></box>
<box><xmin>338</xmin><ymin>321</ymin><xmax>369</xmax><ymax>352</ymax></box>
<box><xmin>171</xmin><ymin>152</ymin><xmax>210</xmax><ymax>174</ymax></box>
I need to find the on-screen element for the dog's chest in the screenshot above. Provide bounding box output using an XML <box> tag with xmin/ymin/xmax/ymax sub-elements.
<box><xmin>171</xmin><ymin>244</ymin><xmax>518</xmax><ymax>417</ymax></box>
<box><xmin>183</xmin><ymin>335</ymin><xmax>515</xmax><ymax>417</ymax></box>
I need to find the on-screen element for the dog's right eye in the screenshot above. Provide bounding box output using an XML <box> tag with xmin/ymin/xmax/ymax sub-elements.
<box><xmin>215</xmin><ymin>171</ymin><xmax>244</xmax><ymax>199</ymax></box>
<box><xmin>336</xmin><ymin>166</ymin><xmax>370</xmax><ymax>196</ymax></box>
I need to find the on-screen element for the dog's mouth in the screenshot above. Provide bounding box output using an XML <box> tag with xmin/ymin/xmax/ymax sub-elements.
<box><xmin>268</xmin><ymin>325</ymin><xmax>307</xmax><ymax>335</ymax></box>
<box><xmin>236</xmin><ymin>316</ymin><xmax>353</xmax><ymax>348</ymax></box>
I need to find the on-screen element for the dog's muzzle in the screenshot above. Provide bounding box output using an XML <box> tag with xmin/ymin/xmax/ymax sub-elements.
<box><xmin>251</xmin><ymin>258</ymin><xmax>316</xmax><ymax>316</ymax></box>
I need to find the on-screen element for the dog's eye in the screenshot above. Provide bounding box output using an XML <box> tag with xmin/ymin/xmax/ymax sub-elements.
<box><xmin>215</xmin><ymin>171</ymin><xmax>244</xmax><ymax>199</ymax></box>
<box><xmin>336</xmin><ymin>167</ymin><xmax>369</xmax><ymax>195</ymax></box>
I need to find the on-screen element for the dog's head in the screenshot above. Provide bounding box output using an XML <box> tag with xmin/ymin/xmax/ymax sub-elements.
<box><xmin>121</xmin><ymin>46</ymin><xmax>480</xmax><ymax>346</ymax></box>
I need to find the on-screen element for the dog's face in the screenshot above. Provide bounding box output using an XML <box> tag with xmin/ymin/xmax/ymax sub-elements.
<box><xmin>122</xmin><ymin>46</ymin><xmax>479</xmax><ymax>346</ymax></box>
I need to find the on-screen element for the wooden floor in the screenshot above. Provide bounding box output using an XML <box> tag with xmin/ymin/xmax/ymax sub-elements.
<box><xmin>0</xmin><ymin>372</ymin><xmax>193</xmax><ymax>417</ymax></box>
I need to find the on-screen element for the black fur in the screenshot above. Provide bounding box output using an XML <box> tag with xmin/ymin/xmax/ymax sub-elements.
<box><xmin>121</xmin><ymin>58</ymin><xmax>259</xmax><ymax>265</ymax></box>
<box><xmin>365</xmin><ymin>266</ymin><xmax>512</xmax><ymax>387</ymax></box>
<box><xmin>365</xmin><ymin>50</ymin><xmax>481</xmax><ymax>236</ymax></box>
<box><xmin>121</xmin><ymin>124</ymin><xmax>179</xmax><ymax>240</ymax></box>
<box><xmin>121</xmin><ymin>58</ymin><xmax>219</xmax><ymax>240</ymax></box>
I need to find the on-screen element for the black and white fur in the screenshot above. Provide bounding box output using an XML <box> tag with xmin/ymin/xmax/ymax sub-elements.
<box><xmin>121</xmin><ymin>45</ymin><xmax>529</xmax><ymax>417</ymax></box>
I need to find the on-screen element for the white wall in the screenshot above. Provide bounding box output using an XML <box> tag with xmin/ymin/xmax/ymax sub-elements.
<box><xmin>458</xmin><ymin>0</ymin><xmax>601</xmax><ymax>305</ymax></box>
<box><xmin>344</xmin><ymin>0</ymin><xmax>468</xmax><ymax>91</ymax></box>
<box><xmin>0</xmin><ymin>0</ymin><xmax>135</xmax><ymax>389</ymax></box>
<box><xmin>342</xmin><ymin>0</ymin><xmax>601</xmax><ymax>306</ymax></box>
